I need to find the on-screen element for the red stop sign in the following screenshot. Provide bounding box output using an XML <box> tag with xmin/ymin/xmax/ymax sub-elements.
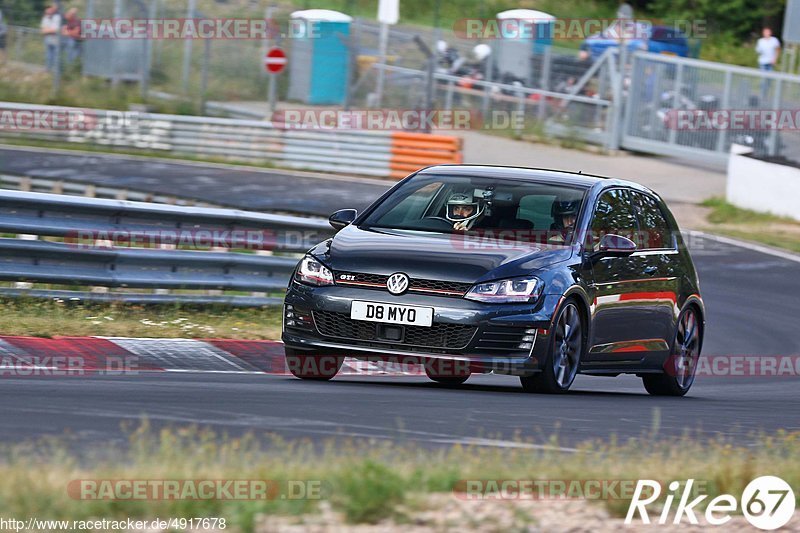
<box><xmin>264</xmin><ymin>47</ymin><xmax>287</xmax><ymax>74</ymax></box>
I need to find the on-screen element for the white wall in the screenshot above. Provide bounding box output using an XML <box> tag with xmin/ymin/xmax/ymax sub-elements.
<box><xmin>727</xmin><ymin>150</ymin><xmax>800</xmax><ymax>222</ymax></box>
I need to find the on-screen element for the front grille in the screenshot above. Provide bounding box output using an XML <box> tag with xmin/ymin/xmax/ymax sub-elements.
<box><xmin>334</xmin><ymin>271</ymin><xmax>472</xmax><ymax>297</ymax></box>
<box><xmin>313</xmin><ymin>310</ymin><xmax>476</xmax><ymax>350</ymax></box>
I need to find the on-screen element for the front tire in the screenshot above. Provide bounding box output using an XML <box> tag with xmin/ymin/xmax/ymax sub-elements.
<box><xmin>520</xmin><ymin>301</ymin><xmax>584</xmax><ymax>394</ymax></box>
<box><xmin>285</xmin><ymin>347</ymin><xmax>343</xmax><ymax>381</ymax></box>
<box><xmin>642</xmin><ymin>306</ymin><xmax>702</xmax><ymax>396</ymax></box>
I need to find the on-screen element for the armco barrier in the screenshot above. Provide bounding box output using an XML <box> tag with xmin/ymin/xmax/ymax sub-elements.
<box><xmin>0</xmin><ymin>102</ymin><xmax>462</xmax><ymax>178</ymax></box>
<box><xmin>0</xmin><ymin>189</ymin><xmax>335</xmax><ymax>306</ymax></box>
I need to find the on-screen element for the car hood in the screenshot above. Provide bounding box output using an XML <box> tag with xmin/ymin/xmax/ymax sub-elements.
<box><xmin>314</xmin><ymin>225</ymin><xmax>574</xmax><ymax>283</ymax></box>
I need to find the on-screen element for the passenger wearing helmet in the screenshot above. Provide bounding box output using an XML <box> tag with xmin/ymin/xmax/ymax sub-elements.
<box><xmin>550</xmin><ymin>199</ymin><xmax>581</xmax><ymax>242</ymax></box>
<box><xmin>446</xmin><ymin>192</ymin><xmax>485</xmax><ymax>231</ymax></box>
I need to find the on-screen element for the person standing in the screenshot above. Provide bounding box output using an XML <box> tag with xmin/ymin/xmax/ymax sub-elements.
<box><xmin>616</xmin><ymin>0</ymin><xmax>633</xmax><ymax>20</ymax></box>
<box><xmin>756</xmin><ymin>27</ymin><xmax>781</xmax><ymax>99</ymax></box>
<box><xmin>40</xmin><ymin>5</ymin><xmax>61</xmax><ymax>71</ymax></box>
<box><xmin>62</xmin><ymin>8</ymin><xmax>82</xmax><ymax>65</ymax></box>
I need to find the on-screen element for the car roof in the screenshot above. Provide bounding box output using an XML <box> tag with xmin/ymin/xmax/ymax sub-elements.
<box><xmin>416</xmin><ymin>164</ymin><xmax>657</xmax><ymax>196</ymax></box>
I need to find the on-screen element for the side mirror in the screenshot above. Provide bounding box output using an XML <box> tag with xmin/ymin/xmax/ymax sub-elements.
<box><xmin>329</xmin><ymin>209</ymin><xmax>357</xmax><ymax>231</ymax></box>
<box><xmin>592</xmin><ymin>234</ymin><xmax>637</xmax><ymax>258</ymax></box>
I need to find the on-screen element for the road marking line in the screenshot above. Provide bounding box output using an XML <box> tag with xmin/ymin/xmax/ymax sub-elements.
<box><xmin>694</xmin><ymin>231</ymin><xmax>800</xmax><ymax>264</ymax></box>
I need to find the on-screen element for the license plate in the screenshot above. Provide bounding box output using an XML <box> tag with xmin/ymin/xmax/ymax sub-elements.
<box><xmin>350</xmin><ymin>301</ymin><xmax>433</xmax><ymax>327</ymax></box>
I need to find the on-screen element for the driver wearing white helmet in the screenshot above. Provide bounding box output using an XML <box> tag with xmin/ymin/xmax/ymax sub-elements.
<box><xmin>446</xmin><ymin>192</ymin><xmax>485</xmax><ymax>231</ymax></box>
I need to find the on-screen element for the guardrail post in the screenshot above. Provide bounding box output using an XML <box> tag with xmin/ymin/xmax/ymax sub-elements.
<box><xmin>667</xmin><ymin>63</ymin><xmax>684</xmax><ymax>146</ymax></box>
<box><xmin>715</xmin><ymin>70</ymin><xmax>732</xmax><ymax>153</ymax></box>
<box><xmin>13</xmin><ymin>234</ymin><xmax>38</xmax><ymax>290</ymax></box>
<box><xmin>767</xmin><ymin>79</ymin><xmax>783</xmax><ymax>157</ymax></box>
<box><xmin>606</xmin><ymin>50</ymin><xmax>623</xmax><ymax>151</ymax></box>
<box><xmin>535</xmin><ymin>47</ymin><xmax>551</xmax><ymax>122</ymax></box>
<box><xmin>444</xmin><ymin>80</ymin><xmax>454</xmax><ymax>111</ymax></box>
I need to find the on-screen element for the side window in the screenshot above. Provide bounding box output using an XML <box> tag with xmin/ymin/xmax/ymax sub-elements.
<box><xmin>631</xmin><ymin>192</ymin><xmax>674</xmax><ymax>249</ymax></box>
<box><xmin>517</xmin><ymin>194</ymin><xmax>556</xmax><ymax>230</ymax></box>
<box><xmin>589</xmin><ymin>189</ymin><xmax>638</xmax><ymax>250</ymax></box>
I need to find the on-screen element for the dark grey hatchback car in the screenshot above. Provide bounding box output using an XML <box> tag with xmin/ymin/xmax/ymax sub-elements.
<box><xmin>282</xmin><ymin>165</ymin><xmax>704</xmax><ymax>395</ymax></box>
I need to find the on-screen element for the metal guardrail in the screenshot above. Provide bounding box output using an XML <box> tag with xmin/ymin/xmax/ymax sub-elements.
<box><xmin>0</xmin><ymin>173</ymin><xmax>220</xmax><ymax>207</ymax></box>
<box><xmin>0</xmin><ymin>189</ymin><xmax>335</xmax><ymax>306</ymax></box>
<box><xmin>0</xmin><ymin>101</ymin><xmax>462</xmax><ymax>178</ymax></box>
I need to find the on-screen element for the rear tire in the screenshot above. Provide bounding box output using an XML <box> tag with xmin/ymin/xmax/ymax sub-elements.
<box><xmin>285</xmin><ymin>347</ymin><xmax>343</xmax><ymax>381</ymax></box>
<box><xmin>642</xmin><ymin>307</ymin><xmax>702</xmax><ymax>396</ymax></box>
<box><xmin>520</xmin><ymin>301</ymin><xmax>584</xmax><ymax>394</ymax></box>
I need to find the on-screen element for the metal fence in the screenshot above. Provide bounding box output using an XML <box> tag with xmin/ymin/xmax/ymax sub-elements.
<box><xmin>623</xmin><ymin>52</ymin><xmax>800</xmax><ymax>166</ymax></box>
<box><xmin>349</xmin><ymin>48</ymin><xmax>620</xmax><ymax>149</ymax></box>
<box><xmin>0</xmin><ymin>189</ymin><xmax>335</xmax><ymax>306</ymax></box>
<box><xmin>4</xmin><ymin>1</ymin><xmax>800</xmax><ymax>168</ymax></box>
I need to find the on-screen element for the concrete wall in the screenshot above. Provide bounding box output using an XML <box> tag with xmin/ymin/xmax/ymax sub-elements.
<box><xmin>727</xmin><ymin>149</ymin><xmax>800</xmax><ymax>222</ymax></box>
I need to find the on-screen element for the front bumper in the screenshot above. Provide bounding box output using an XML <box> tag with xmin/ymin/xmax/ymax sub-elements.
<box><xmin>281</xmin><ymin>281</ymin><xmax>561</xmax><ymax>375</ymax></box>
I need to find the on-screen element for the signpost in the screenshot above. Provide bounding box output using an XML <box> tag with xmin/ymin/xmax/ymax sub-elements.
<box><xmin>264</xmin><ymin>47</ymin><xmax>287</xmax><ymax>112</ymax></box>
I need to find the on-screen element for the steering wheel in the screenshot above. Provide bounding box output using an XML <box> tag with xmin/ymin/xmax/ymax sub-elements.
<box><xmin>420</xmin><ymin>216</ymin><xmax>453</xmax><ymax>230</ymax></box>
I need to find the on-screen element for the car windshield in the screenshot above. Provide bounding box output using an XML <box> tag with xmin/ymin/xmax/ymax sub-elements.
<box><xmin>360</xmin><ymin>174</ymin><xmax>587</xmax><ymax>246</ymax></box>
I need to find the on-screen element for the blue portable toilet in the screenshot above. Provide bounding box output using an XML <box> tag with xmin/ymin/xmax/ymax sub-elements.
<box><xmin>288</xmin><ymin>9</ymin><xmax>353</xmax><ymax>105</ymax></box>
<box><xmin>493</xmin><ymin>9</ymin><xmax>555</xmax><ymax>84</ymax></box>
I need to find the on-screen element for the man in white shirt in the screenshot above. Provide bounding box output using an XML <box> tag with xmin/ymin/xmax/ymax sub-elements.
<box><xmin>616</xmin><ymin>1</ymin><xmax>634</xmax><ymax>20</ymax></box>
<box><xmin>40</xmin><ymin>5</ymin><xmax>61</xmax><ymax>72</ymax></box>
<box><xmin>756</xmin><ymin>27</ymin><xmax>781</xmax><ymax>70</ymax></box>
<box><xmin>756</xmin><ymin>27</ymin><xmax>781</xmax><ymax>100</ymax></box>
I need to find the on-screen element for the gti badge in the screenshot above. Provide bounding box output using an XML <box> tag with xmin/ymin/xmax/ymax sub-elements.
<box><xmin>386</xmin><ymin>273</ymin><xmax>409</xmax><ymax>295</ymax></box>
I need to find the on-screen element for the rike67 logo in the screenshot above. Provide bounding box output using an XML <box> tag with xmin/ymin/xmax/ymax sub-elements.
<box><xmin>625</xmin><ymin>476</ymin><xmax>795</xmax><ymax>530</ymax></box>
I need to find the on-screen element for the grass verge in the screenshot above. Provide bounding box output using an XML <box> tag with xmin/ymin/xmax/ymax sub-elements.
<box><xmin>0</xmin><ymin>423</ymin><xmax>797</xmax><ymax>531</ymax></box>
<box><xmin>0</xmin><ymin>298</ymin><xmax>282</xmax><ymax>339</ymax></box>
<box><xmin>700</xmin><ymin>197</ymin><xmax>800</xmax><ymax>254</ymax></box>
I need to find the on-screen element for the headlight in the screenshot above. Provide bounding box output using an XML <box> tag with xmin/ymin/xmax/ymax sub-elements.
<box><xmin>295</xmin><ymin>255</ymin><xmax>334</xmax><ymax>286</ymax></box>
<box><xmin>465</xmin><ymin>277</ymin><xmax>542</xmax><ymax>303</ymax></box>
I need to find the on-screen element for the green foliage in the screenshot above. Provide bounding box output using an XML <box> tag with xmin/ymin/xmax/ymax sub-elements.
<box><xmin>648</xmin><ymin>0</ymin><xmax>786</xmax><ymax>41</ymax></box>
<box><xmin>0</xmin><ymin>0</ymin><xmax>48</xmax><ymax>26</ymax></box>
<box><xmin>332</xmin><ymin>460</ymin><xmax>407</xmax><ymax>523</ymax></box>
<box><xmin>0</xmin><ymin>297</ymin><xmax>282</xmax><ymax>339</ymax></box>
<box><xmin>701</xmin><ymin>196</ymin><xmax>795</xmax><ymax>224</ymax></box>
<box><xmin>0</xmin><ymin>424</ymin><xmax>798</xmax><ymax>527</ymax></box>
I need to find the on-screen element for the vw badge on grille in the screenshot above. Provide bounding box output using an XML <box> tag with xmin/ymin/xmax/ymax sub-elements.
<box><xmin>386</xmin><ymin>273</ymin><xmax>409</xmax><ymax>295</ymax></box>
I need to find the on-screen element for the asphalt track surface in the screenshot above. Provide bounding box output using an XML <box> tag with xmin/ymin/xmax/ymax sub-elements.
<box><xmin>0</xmin><ymin>234</ymin><xmax>798</xmax><ymax>449</ymax></box>
<box><xmin>0</xmin><ymin>146</ymin><xmax>390</xmax><ymax>216</ymax></box>
<box><xmin>0</xmin><ymin>146</ymin><xmax>798</xmax><ymax>447</ymax></box>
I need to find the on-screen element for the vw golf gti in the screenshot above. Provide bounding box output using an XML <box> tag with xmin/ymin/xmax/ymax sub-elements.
<box><xmin>282</xmin><ymin>165</ymin><xmax>704</xmax><ymax>395</ymax></box>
